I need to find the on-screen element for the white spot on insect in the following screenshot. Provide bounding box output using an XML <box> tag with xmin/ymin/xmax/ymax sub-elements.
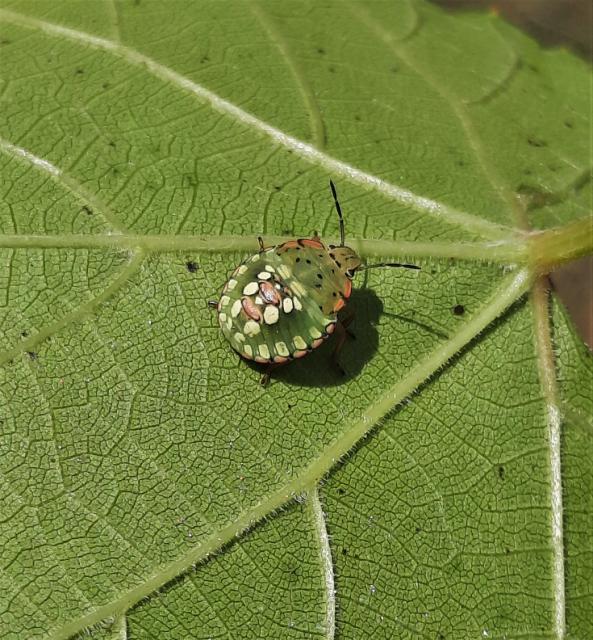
<box><xmin>263</xmin><ymin>305</ymin><xmax>279</xmax><ymax>325</ymax></box>
<box><xmin>244</xmin><ymin>320</ymin><xmax>260</xmax><ymax>337</ymax></box>
<box><xmin>226</xmin><ymin>278</ymin><xmax>237</xmax><ymax>292</ymax></box>
<box><xmin>237</xmin><ymin>265</ymin><xmax>248</xmax><ymax>275</ymax></box>
<box><xmin>220</xmin><ymin>295</ymin><xmax>230</xmax><ymax>307</ymax></box>
<box><xmin>275</xmin><ymin>341</ymin><xmax>289</xmax><ymax>357</ymax></box>
<box><xmin>226</xmin><ymin>317</ymin><xmax>233</xmax><ymax>330</ymax></box>
<box><xmin>250</xmin><ymin>254</ymin><xmax>259</xmax><ymax>262</ymax></box>
<box><xmin>243</xmin><ymin>282</ymin><xmax>258</xmax><ymax>296</ymax></box>
<box><xmin>310</xmin><ymin>327</ymin><xmax>322</xmax><ymax>339</ymax></box>
<box><xmin>255</xmin><ymin>296</ymin><xmax>264</xmax><ymax>305</ymax></box>
<box><xmin>277</xmin><ymin>264</ymin><xmax>291</xmax><ymax>279</ymax></box>
<box><xmin>293</xmin><ymin>335</ymin><xmax>307</xmax><ymax>350</ymax></box>
<box><xmin>219</xmin><ymin>313</ymin><xmax>227</xmax><ymax>323</ymax></box>
<box><xmin>234</xmin><ymin>332</ymin><xmax>245</xmax><ymax>343</ymax></box>
<box><xmin>293</xmin><ymin>297</ymin><xmax>303</xmax><ymax>311</ymax></box>
<box><xmin>244</xmin><ymin>344</ymin><xmax>253</xmax><ymax>357</ymax></box>
<box><xmin>275</xmin><ymin>283</ymin><xmax>282</xmax><ymax>290</ymax></box>
<box><xmin>265</xmin><ymin>265</ymin><xmax>275</xmax><ymax>273</ymax></box>
<box><xmin>258</xmin><ymin>271</ymin><xmax>271</xmax><ymax>280</ymax></box>
<box><xmin>259</xmin><ymin>344</ymin><xmax>270</xmax><ymax>359</ymax></box>
<box><xmin>231</xmin><ymin>299</ymin><xmax>242</xmax><ymax>318</ymax></box>
<box><xmin>282</xmin><ymin>298</ymin><xmax>293</xmax><ymax>314</ymax></box>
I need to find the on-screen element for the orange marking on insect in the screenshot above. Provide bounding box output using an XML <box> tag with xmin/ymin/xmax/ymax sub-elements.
<box><xmin>273</xmin><ymin>355</ymin><xmax>289</xmax><ymax>364</ymax></box>
<box><xmin>333</xmin><ymin>297</ymin><xmax>346</xmax><ymax>312</ymax></box>
<box><xmin>254</xmin><ymin>356</ymin><xmax>269</xmax><ymax>364</ymax></box>
<box><xmin>293</xmin><ymin>349</ymin><xmax>308</xmax><ymax>359</ymax></box>
<box><xmin>343</xmin><ymin>279</ymin><xmax>352</xmax><ymax>299</ymax></box>
<box><xmin>241</xmin><ymin>349</ymin><xmax>254</xmax><ymax>361</ymax></box>
<box><xmin>259</xmin><ymin>281</ymin><xmax>281</xmax><ymax>305</ymax></box>
<box><xmin>311</xmin><ymin>338</ymin><xmax>324</xmax><ymax>349</ymax></box>
<box><xmin>242</xmin><ymin>297</ymin><xmax>262</xmax><ymax>321</ymax></box>
<box><xmin>326</xmin><ymin>322</ymin><xmax>336</xmax><ymax>335</ymax></box>
<box><xmin>301</xmin><ymin>238</ymin><xmax>324</xmax><ymax>249</ymax></box>
<box><xmin>280</xmin><ymin>240</ymin><xmax>299</xmax><ymax>250</ymax></box>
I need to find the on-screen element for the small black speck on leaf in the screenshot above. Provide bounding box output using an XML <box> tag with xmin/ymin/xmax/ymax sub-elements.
<box><xmin>564</xmin><ymin>120</ymin><xmax>574</xmax><ymax>129</ymax></box>
<box><xmin>342</xmin><ymin>547</ymin><xmax>348</xmax><ymax>555</ymax></box>
<box><xmin>498</xmin><ymin>465</ymin><xmax>505</xmax><ymax>480</ymax></box>
<box><xmin>527</xmin><ymin>136</ymin><xmax>547</xmax><ymax>148</ymax></box>
<box><xmin>185</xmin><ymin>261</ymin><xmax>199</xmax><ymax>273</ymax></box>
<box><xmin>453</xmin><ymin>304</ymin><xmax>465</xmax><ymax>316</ymax></box>
<box><xmin>316</xmin><ymin>47</ymin><xmax>325</xmax><ymax>55</ymax></box>
<box><xmin>274</xmin><ymin>185</ymin><xmax>282</xmax><ymax>191</ymax></box>
<box><xmin>21</xmin><ymin>330</ymin><xmax>29</xmax><ymax>338</ymax></box>
<box><xmin>75</xmin><ymin>68</ymin><xmax>84</xmax><ymax>75</ymax></box>
<box><xmin>102</xmin><ymin>82</ymin><xmax>110</xmax><ymax>90</ymax></box>
<box><xmin>0</xmin><ymin>39</ymin><xmax>11</xmax><ymax>45</ymax></box>
<box><xmin>26</xmin><ymin>351</ymin><xmax>38</xmax><ymax>360</ymax></box>
<box><xmin>82</xmin><ymin>205</ymin><xmax>93</xmax><ymax>215</ymax></box>
<box><xmin>390</xmin><ymin>66</ymin><xmax>398</xmax><ymax>73</ymax></box>
<box><xmin>200</xmin><ymin>55</ymin><xmax>210</xmax><ymax>64</ymax></box>
<box><xmin>415</xmin><ymin>526</ymin><xmax>422</xmax><ymax>533</ymax></box>
<box><xmin>328</xmin><ymin>65</ymin><xmax>336</xmax><ymax>73</ymax></box>
<box><xmin>337</xmin><ymin>488</ymin><xmax>346</xmax><ymax>495</ymax></box>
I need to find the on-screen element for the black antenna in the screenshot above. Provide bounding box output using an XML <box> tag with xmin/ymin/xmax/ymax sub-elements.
<box><xmin>359</xmin><ymin>261</ymin><xmax>420</xmax><ymax>271</ymax></box>
<box><xmin>329</xmin><ymin>180</ymin><xmax>345</xmax><ymax>247</ymax></box>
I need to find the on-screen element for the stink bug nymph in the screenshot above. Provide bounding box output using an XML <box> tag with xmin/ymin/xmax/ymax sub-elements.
<box><xmin>210</xmin><ymin>181</ymin><xmax>419</xmax><ymax>384</ymax></box>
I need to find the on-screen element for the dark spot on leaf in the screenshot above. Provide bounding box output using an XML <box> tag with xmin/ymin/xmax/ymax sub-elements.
<box><xmin>281</xmin><ymin>229</ymin><xmax>291</xmax><ymax>235</ymax></box>
<box><xmin>75</xmin><ymin>68</ymin><xmax>84</xmax><ymax>75</ymax></box>
<box><xmin>316</xmin><ymin>47</ymin><xmax>325</xmax><ymax>55</ymax></box>
<box><xmin>274</xmin><ymin>185</ymin><xmax>282</xmax><ymax>191</ymax></box>
<box><xmin>527</xmin><ymin>136</ymin><xmax>547</xmax><ymax>148</ymax></box>
<box><xmin>354</xmin><ymin>115</ymin><xmax>361</xmax><ymax>122</ymax></box>
<box><xmin>186</xmin><ymin>261</ymin><xmax>199</xmax><ymax>273</ymax></box>
<box><xmin>182</xmin><ymin>174</ymin><xmax>197</xmax><ymax>188</ymax></box>
<box><xmin>342</xmin><ymin>547</ymin><xmax>348</xmax><ymax>555</ymax></box>
<box><xmin>108</xmin><ymin>141</ymin><xmax>116</xmax><ymax>148</ymax></box>
<box><xmin>505</xmin><ymin>547</ymin><xmax>510</xmax><ymax>555</ymax></box>
<box><xmin>337</xmin><ymin>488</ymin><xmax>346</xmax><ymax>495</ymax></box>
<box><xmin>527</xmin><ymin>63</ymin><xmax>539</xmax><ymax>73</ymax></box>
<box><xmin>391</xmin><ymin>66</ymin><xmax>398</xmax><ymax>73</ymax></box>
<box><xmin>453</xmin><ymin>304</ymin><xmax>465</xmax><ymax>316</ymax></box>
<box><xmin>200</xmin><ymin>55</ymin><xmax>210</xmax><ymax>63</ymax></box>
<box><xmin>456</xmin><ymin>159</ymin><xmax>466</xmax><ymax>167</ymax></box>
<box><xmin>564</xmin><ymin>120</ymin><xmax>574</xmax><ymax>129</ymax></box>
<box><xmin>21</xmin><ymin>330</ymin><xmax>28</xmax><ymax>338</ymax></box>
<box><xmin>82</xmin><ymin>205</ymin><xmax>93</xmax><ymax>215</ymax></box>
<box><xmin>26</xmin><ymin>351</ymin><xmax>38</xmax><ymax>360</ymax></box>
<box><xmin>498</xmin><ymin>465</ymin><xmax>505</xmax><ymax>480</ymax></box>
<box><xmin>328</xmin><ymin>65</ymin><xmax>336</xmax><ymax>73</ymax></box>
<box><xmin>102</xmin><ymin>82</ymin><xmax>110</xmax><ymax>89</ymax></box>
<box><xmin>415</xmin><ymin>526</ymin><xmax>422</xmax><ymax>533</ymax></box>
<box><xmin>0</xmin><ymin>39</ymin><xmax>11</xmax><ymax>45</ymax></box>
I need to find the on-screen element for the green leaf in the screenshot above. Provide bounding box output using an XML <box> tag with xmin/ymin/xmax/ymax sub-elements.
<box><xmin>0</xmin><ymin>1</ymin><xmax>591</xmax><ymax>639</ymax></box>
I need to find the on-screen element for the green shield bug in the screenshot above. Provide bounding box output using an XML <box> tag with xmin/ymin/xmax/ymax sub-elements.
<box><xmin>210</xmin><ymin>181</ymin><xmax>419</xmax><ymax>384</ymax></box>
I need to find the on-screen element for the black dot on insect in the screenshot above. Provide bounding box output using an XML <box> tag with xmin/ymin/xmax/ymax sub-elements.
<box><xmin>498</xmin><ymin>465</ymin><xmax>505</xmax><ymax>480</ymax></box>
<box><xmin>185</xmin><ymin>261</ymin><xmax>199</xmax><ymax>273</ymax></box>
<box><xmin>315</xmin><ymin>284</ymin><xmax>322</xmax><ymax>289</ymax></box>
<box><xmin>319</xmin><ymin>305</ymin><xmax>323</xmax><ymax>310</ymax></box>
<box><xmin>317</xmin><ymin>273</ymin><xmax>323</xmax><ymax>279</ymax></box>
<box><xmin>453</xmin><ymin>304</ymin><xmax>465</xmax><ymax>316</ymax></box>
<box><xmin>335</xmin><ymin>261</ymin><xmax>341</xmax><ymax>268</ymax></box>
<box><xmin>306</xmin><ymin>259</ymin><xmax>311</xmax><ymax>264</ymax></box>
<box><xmin>296</xmin><ymin>257</ymin><xmax>301</xmax><ymax>262</ymax></box>
<box><xmin>332</xmin><ymin>292</ymin><xmax>337</xmax><ymax>297</ymax></box>
<box><xmin>81</xmin><ymin>205</ymin><xmax>93</xmax><ymax>215</ymax></box>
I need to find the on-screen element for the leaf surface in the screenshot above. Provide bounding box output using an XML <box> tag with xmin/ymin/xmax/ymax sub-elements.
<box><xmin>0</xmin><ymin>1</ymin><xmax>591</xmax><ymax>639</ymax></box>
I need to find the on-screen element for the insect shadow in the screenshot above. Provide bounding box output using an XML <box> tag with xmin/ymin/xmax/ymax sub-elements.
<box><xmin>244</xmin><ymin>287</ymin><xmax>384</xmax><ymax>387</ymax></box>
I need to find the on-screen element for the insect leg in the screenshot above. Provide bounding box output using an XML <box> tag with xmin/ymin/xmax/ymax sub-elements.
<box><xmin>258</xmin><ymin>236</ymin><xmax>265</xmax><ymax>253</ymax></box>
<box><xmin>260</xmin><ymin>362</ymin><xmax>282</xmax><ymax>386</ymax></box>
<box><xmin>207</xmin><ymin>300</ymin><xmax>218</xmax><ymax>309</ymax></box>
